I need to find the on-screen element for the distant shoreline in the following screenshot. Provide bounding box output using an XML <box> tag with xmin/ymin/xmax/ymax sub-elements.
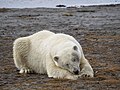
<box><xmin>0</xmin><ymin>3</ymin><xmax>120</xmax><ymax>9</ymax></box>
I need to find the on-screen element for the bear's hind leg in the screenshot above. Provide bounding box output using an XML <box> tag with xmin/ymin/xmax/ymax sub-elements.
<box><xmin>13</xmin><ymin>37</ymin><xmax>34</xmax><ymax>74</ymax></box>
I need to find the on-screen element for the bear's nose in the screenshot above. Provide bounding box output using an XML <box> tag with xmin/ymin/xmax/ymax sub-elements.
<box><xmin>73</xmin><ymin>69</ymin><xmax>79</xmax><ymax>75</ymax></box>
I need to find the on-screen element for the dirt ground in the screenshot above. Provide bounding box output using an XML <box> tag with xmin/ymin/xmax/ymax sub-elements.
<box><xmin>0</xmin><ymin>4</ymin><xmax>120</xmax><ymax>90</ymax></box>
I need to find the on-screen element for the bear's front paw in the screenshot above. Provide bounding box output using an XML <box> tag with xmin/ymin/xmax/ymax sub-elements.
<box><xmin>48</xmin><ymin>74</ymin><xmax>78</xmax><ymax>80</ymax></box>
<box><xmin>79</xmin><ymin>71</ymin><xmax>94</xmax><ymax>78</ymax></box>
<box><xmin>66</xmin><ymin>75</ymin><xmax>78</xmax><ymax>80</ymax></box>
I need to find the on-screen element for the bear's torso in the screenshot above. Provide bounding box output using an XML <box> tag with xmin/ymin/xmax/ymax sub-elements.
<box><xmin>26</xmin><ymin>30</ymin><xmax>81</xmax><ymax>74</ymax></box>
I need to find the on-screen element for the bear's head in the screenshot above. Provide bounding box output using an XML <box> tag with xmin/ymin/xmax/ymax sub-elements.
<box><xmin>53</xmin><ymin>46</ymin><xmax>80</xmax><ymax>75</ymax></box>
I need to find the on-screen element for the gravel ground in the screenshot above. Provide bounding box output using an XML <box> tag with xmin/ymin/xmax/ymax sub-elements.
<box><xmin>0</xmin><ymin>4</ymin><xmax>120</xmax><ymax>90</ymax></box>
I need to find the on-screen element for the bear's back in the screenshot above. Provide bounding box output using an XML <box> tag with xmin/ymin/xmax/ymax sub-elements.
<box><xmin>29</xmin><ymin>30</ymin><xmax>55</xmax><ymax>41</ymax></box>
<box><xmin>28</xmin><ymin>30</ymin><xmax>55</xmax><ymax>42</ymax></box>
<box><xmin>46</xmin><ymin>33</ymin><xmax>79</xmax><ymax>46</ymax></box>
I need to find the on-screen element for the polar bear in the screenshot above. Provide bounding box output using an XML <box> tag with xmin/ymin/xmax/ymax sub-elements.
<box><xmin>13</xmin><ymin>30</ymin><xmax>94</xmax><ymax>80</ymax></box>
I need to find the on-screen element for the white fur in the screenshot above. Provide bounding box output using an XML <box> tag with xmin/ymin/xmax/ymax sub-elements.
<box><xmin>13</xmin><ymin>30</ymin><xmax>94</xmax><ymax>80</ymax></box>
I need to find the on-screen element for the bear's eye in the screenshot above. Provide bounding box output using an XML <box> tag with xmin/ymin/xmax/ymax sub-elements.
<box><xmin>72</xmin><ymin>59</ymin><xmax>76</xmax><ymax>62</ymax></box>
<box><xmin>66</xmin><ymin>64</ymin><xmax>69</xmax><ymax>67</ymax></box>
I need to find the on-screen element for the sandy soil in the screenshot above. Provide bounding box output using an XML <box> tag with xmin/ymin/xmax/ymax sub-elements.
<box><xmin>0</xmin><ymin>4</ymin><xmax>120</xmax><ymax>90</ymax></box>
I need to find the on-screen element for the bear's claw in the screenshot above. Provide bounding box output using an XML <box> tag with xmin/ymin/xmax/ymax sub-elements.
<box><xmin>79</xmin><ymin>72</ymin><xmax>93</xmax><ymax>78</ymax></box>
<box><xmin>19</xmin><ymin>68</ymin><xmax>34</xmax><ymax>74</ymax></box>
<box><xmin>79</xmin><ymin>74</ymin><xmax>91</xmax><ymax>78</ymax></box>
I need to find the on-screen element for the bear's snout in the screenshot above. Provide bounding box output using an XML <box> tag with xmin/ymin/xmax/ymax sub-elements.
<box><xmin>73</xmin><ymin>69</ymin><xmax>79</xmax><ymax>75</ymax></box>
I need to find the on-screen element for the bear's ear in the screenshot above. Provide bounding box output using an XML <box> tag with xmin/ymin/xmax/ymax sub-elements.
<box><xmin>73</xmin><ymin>46</ymin><xmax>78</xmax><ymax>51</ymax></box>
<box><xmin>54</xmin><ymin>56</ymin><xmax>59</xmax><ymax>62</ymax></box>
